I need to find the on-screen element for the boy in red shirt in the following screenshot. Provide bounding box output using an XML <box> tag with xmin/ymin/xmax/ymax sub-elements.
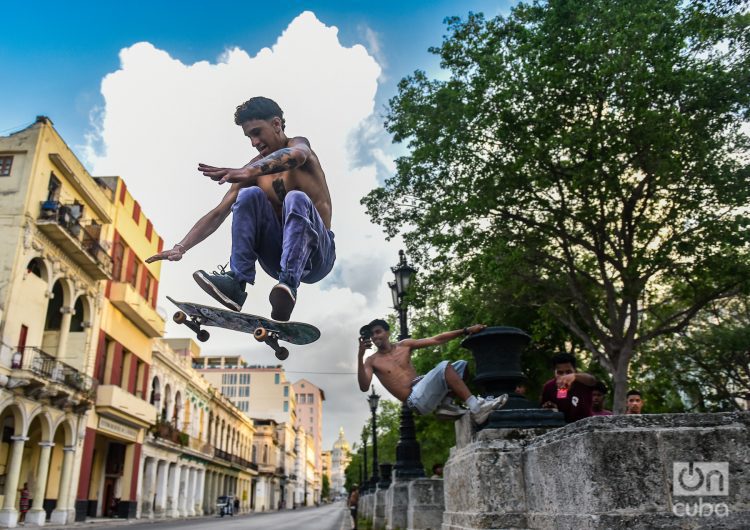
<box><xmin>540</xmin><ymin>353</ymin><xmax>598</xmax><ymax>423</ymax></box>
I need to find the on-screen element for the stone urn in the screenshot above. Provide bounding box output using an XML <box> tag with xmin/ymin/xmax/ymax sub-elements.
<box><xmin>462</xmin><ymin>326</ymin><xmax>565</xmax><ymax>429</ymax></box>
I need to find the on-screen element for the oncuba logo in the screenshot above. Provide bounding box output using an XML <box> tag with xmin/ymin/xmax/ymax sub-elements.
<box><xmin>672</xmin><ymin>462</ymin><xmax>729</xmax><ymax>518</ymax></box>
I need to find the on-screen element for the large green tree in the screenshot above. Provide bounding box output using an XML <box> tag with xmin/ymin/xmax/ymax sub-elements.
<box><xmin>364</xmin><ymin>0</ymin><xmax>750</xmax><ymax>412</ymax></box>
<box><xmin>632</xmin><ymin>297</ymin><xmax>750</xmax><ymax>412</ymax></box>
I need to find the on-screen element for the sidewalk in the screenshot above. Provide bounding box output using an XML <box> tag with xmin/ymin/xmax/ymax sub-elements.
<box><xmin>11</xmin><ymin>512</ymin><xmax>248</xmax><ymax>530</ymax></box>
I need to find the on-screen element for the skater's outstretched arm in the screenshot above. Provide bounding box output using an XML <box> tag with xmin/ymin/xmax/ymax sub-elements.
<box><xmin>145</xmin><ymin>185</ymin><xmax>240</xmax><ymax>263</ymax></box>
<box><xmin>401</xmin><ymin>324</ymin><xmax>486</xmax><ymax>351</ymax></box>
<box><xmin>199</xmin><ymin>137</ymin><xmax>312</xmax><ymax>186</ymax></box>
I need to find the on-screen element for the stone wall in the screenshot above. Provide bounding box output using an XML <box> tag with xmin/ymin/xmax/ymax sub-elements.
<box><xmin>443</xmin><ymin>412</ymin><xmax>749</xmax><ymax>529</ymax></box>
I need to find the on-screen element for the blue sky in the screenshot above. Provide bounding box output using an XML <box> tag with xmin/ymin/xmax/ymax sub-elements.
<box><xmin>1</xmin><ymin>0</ymin><xmax>511</xmax><ymax>149</ymax></box>
<box><xmin>2</xmin><ymin>1</ymin><xmax>514</xmax><ymax>447</ymax></box>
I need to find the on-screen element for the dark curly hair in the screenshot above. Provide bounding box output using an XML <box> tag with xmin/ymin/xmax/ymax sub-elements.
<box><xmin>234</xmin><ymin>97</ymin><xmax>285</xmax><ymax>130</ymax></box>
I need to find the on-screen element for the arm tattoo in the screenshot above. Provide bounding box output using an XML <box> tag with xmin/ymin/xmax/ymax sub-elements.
<box><xmin>253</xmin><ymin>148</ymin><xmax>301</xmax><ymax>175</ymax></box>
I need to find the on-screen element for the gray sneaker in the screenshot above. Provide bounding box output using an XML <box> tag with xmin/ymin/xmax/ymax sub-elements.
<box><xmin>193</xmin><ymin>266</ymin><xmax>247</xmax><ymax>311</ymax></box>
<box><xmin>434</xmin><ymin>402</ymin><xmax>467</xmax><ymax>421</ymax></box>
<box><xmin>470</xmin><ymin>394</ymin><xmax>509</xmax><ymax>425</ymax></box>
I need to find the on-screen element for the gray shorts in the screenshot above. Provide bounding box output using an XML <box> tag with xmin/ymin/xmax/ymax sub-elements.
<box><xmin>405</xmin><ymin>360</ymin><xmax>468</xmax><ymax>414</ymax></box>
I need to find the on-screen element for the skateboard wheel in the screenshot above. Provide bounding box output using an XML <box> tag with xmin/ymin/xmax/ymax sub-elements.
<box><xmin>275</xmin><ymin>347</ymin><xmax>289</xmax><ymax>361</ymax></box>
<box><xmin>254</xmin><ymin>327</ymin><xmax>268</xmax><ymax>342</ymax></box>
<box><xmin>173</xmin><ymin>311</ymin><xmax>187</xmax><ymax>324</ymax></box>
<box><xmin>196</xmin><ymin>329</ymin><xmax>210</xmax><ymax>342</ymax></box>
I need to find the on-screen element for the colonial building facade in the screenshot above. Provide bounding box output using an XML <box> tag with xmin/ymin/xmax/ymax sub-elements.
<box><xmin>293</xmin><ymin>378</ymin><xmax>324</xmax><ymax>503</ymax></box>
<box><xmin>0</xmin><ymin>117</ymin><xmax>302</xmax><ymax>527</ymax></box>
<box><xmin>0</xmin><ymin>117</ymin><xmax>113</xmax><ymax>527</ymax></box>
<box><xmin>142</xmin><ymin>338</ymin><xmax>257</xmax><ymax>519</ymax></box>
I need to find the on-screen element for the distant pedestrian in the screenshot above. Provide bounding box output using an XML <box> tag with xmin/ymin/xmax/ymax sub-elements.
<box><xmin>348</xmin><ymin>485</ymin><xmax>360</xmax><ymax>530</ymax></box>
<box><xmin>18</xmin><ymin>483</ymin><xmax>30</xmax><ymax>522</ymax></box>
<box><xmin>431</xmin><ymin>463</ymin><xmax>444</xmax><ymax>479</ymax></box>
<box><xmin>626</xmin><ymin>390</ymin><xmax>644</xmax><ymax>414</ymax></box>
<box><xmin>591</xmin><ymin>381</ymin><xmax>613</xmax><ymax>416</ymax></box>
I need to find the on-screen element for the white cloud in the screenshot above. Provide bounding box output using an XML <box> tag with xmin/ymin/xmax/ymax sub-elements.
<box><xmin>85</xmin><ymin>11</ymin><xmax>403</xmax><ymax>449</ymax></box>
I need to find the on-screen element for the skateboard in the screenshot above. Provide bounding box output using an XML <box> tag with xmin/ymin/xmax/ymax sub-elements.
<box><xmin>167</xmin><ymin>296</ymin><xmax>320</xmax><ymax>360</ymax></box>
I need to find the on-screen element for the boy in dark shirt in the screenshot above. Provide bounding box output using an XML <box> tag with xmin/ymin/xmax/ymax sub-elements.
<box><xmin>591</xmin><ymin>381</ymin><xmax>613</xmax><ymax>416</ymax></box>
<box><xmin>540</xmin><ymin>353</ymin><xmax>598</xmax><ymax>423</ymax></box>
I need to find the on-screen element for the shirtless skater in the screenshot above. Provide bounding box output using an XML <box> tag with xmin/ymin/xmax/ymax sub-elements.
<box><xmin>357</xmin><ymin>319</ymin><xmax>507</xmax><ymax>424</ymax></box>
<box><xmin>146</xmin><ymin>97</ymin><xmax>335</xmax><ymax>321</ymax></box>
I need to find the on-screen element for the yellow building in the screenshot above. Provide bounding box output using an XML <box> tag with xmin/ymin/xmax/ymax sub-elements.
<box><xmin>143</xmin><ymin>338</ymin><xmax>257</xmax><ymax>518</ymax></box>
<box><xmin>74</xmin><ymin>176</ymin><xmax>164</xmax><ymax>519</ymax></box>
<box><xmin>0</xmin><ymin>117</ymin><xmax>112</xmax><ymax>527</ymax></box>
<box><xmin>194</xmin><ymin>359</ymin><xmax>298</xmax><ymax>510</ymax></box>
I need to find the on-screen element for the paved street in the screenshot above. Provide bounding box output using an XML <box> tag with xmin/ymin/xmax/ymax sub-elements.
<box><xmin>53</xmin><ymin>503</ymin><xmax>352</xmax><ymax>530</ymax></box>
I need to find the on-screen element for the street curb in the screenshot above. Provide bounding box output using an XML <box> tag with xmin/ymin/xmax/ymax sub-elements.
<box><xmin>14</xmin><ymin>505</ymin><xmax>339</xmax><ymax>530</ymax></box>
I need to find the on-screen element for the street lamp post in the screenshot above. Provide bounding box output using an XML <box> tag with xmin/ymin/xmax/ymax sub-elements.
<box><xmin>368</xmin><ymin>385</ymin><xmax>381</xmax><ymax>487</ymax></box>
<box><xmin>389</xmin><ymin>250</ymin><xmax>424</xmax><ymax>479</ymax></box>
<box><xmin>362</xmin><ymin>436</ymin><xmax>368</xmax><ymax>489</ymax></box>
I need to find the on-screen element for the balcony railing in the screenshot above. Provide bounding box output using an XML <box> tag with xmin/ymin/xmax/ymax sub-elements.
<box><xmin>37</xmin><ymin>201</ymin><xmax>113</xmax><ymax>279</ymax></box>
<box><xmin>215</xmin><ymin>448</ymin><xmax>231</xmax><ymax>462</ymax></box>
<box><xmin>212</xmin><ymin>449</ymin><xmax>258</xmax><ymax>471</ymax></box>
<box><xmin>152</xmin><ymin>420</ymin><xmax>189</xmax><ymax>445</ymax></box>
<box><xmin>12</xmin><ymin>347</ymin><xmax>97</xmax><ymax>398</ymax></box>
<box><xmin>231</xmin><ymin>455</ymin><xmax>257</xmax><ymax>470</ymax></box>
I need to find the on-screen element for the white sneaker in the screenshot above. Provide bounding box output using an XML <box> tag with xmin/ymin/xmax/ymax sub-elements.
<box><xmin>470</xmin><ymin>394</ymin><xmax>508</xmax><ymax>425</ymax></box>
<box><xmin>434</xmin><ymin>402</ymin><xmax>467</xmax><ymax>421</ymax></box>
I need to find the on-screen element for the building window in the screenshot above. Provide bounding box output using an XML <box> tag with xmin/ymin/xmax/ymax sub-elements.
<box><xmin>239</xmin><ymin>387</ymin><xmax>250</xmax><ymax>398</ymax></box>
<box><xmin>132</xmin><ymin>201</ymin><xmax>141</xmax><ymax>223</ymax></box>
<box><xmin>47</xmin><ymin>173</ymin><xmax>61</xmax><ymax>202</ymax></box>
<box><xmin>222</xmin><ymin>373</ymin><xmax>238</xmax><ymax>385</ymax></box>
<box><xmin>283</xmin><ymin>401</ymin><xmax>288</xmax><ymax>412</ymax></box>
<box><xmin>240</xmin><ymin>373</ymin><xmax>250</xmax><ymax>385</ymax></box>
<box><xmin>307</xmin><ymin>393</ymin><xmax>313</xmax><ymax>402</ymax></box>
<box><xmin>112</xmin><ymin>241</ymin><xmax>125</xmax><ymax>281</ymax></box>
<box><xmin>0</xmin><ymin>156</ymin><xmax>13</xmax><ymax>176</ymax></box>
<box><xmin>283</xmin><ymin>386</ymin><xmax>289</xmax><ymax>397</ymax></box>
<box><xmin>143</xmin><ymin>272</ymin><xmax>153</xmax><ymax>301</ymax></box>
<box><xmin>129</xmin><ymin>260</ymin><xmax>140</xmax><ymax>289</ymax></box>
<box><xmin>298</xmin><ymin>394</ymin><xmax>305</xmax><ymax>404</ymax></box>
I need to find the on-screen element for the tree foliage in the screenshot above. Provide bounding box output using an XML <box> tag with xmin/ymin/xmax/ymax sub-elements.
<box><xmin>321</xmin><ymin>473</ymin><xmax>330</xmax><ymax>500</ymax></box>
<box><xmin>363</xmin><ymin>0</ymin><xmax>750</xmax><ymax>412</ymax></box>
<box><xmin>631</xmin><ymin>297</ymin><xmax>750</xmax><ymax>412</ymax></box>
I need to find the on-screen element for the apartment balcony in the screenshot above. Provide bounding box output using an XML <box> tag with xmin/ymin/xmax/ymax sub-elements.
<box><xmin>10</xmin><ymin>347</ymin><xmax>97</xmax><ymax>406</ymax></box>
<box><xmin>256</xmin><ymin>462</ymin><xmax>276</xmax><ymax>475</ymax></box>
<box><xmin>96</xmin><ymin>384</ymin><xmax>157</xmax><ymax>428</ymax></box>
<box><xmin>109</xmin><ymin>282</ymin><xmax>166</xmax><ymax>338</ymax></box>
<box><xmin>232</xmin><ymin>455</ymin><xmax>258</xmax><ymax>471</ymax></box>
<box><xmin>36</xmin><ymin>201</ymin><xmax>112</xmax><ymax>280</ymax></box>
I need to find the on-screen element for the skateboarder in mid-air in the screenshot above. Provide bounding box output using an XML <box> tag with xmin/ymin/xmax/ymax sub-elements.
<box><xmin>147</xmin><ymin>97</ymin><xmax>335</xmax><ymax>321</ymax></box>
<box><xmin>357</xmin><ymin>320</ymin><xmax>508</xmax><ymax>423</ymax></box>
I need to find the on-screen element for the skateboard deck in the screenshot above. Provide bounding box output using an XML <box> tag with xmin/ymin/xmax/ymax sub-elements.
<box><xmin>167</xmin><ymin>296</ymin><xmax>320</xmax><ymax>360</ymax></box>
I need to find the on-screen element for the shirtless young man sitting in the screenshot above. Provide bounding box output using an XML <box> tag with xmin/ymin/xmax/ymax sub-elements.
<box><xmin>146</xmin><ymin>97</ymin><xmax>335</xmax><ymax>321</ymax></box>
<box><xmin>357</xmin><ymin>319</ymin><xmax>507</xmax><ymax>424</ymax></box>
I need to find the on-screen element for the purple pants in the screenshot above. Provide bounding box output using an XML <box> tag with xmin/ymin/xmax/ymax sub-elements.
<box><xmin>230</xmin><ymin>187</ymin><xmax>335</xmax><ymax>289</ymax></box>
